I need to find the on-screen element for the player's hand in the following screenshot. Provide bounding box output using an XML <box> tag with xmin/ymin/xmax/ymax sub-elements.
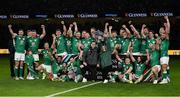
<box><xmin>61</xmin><ymin>21</ymin><xmax>65</xmax><ymax>25</ymax></box>
<box><xmin>130</xmin><ymin>24</ymin><xmax>133</xmax><ymax>28</ymax></box>
<box><xmin>105</xmin><ymin>22</ymin><xmax>109</xmax><ymax>26</ymax></box>
<box><xmin>55</xmin><ymin>54</ymin><xmax>58</xmax><ymax>58</ymax></box>
<box><xmin>83</xmin><ymin>62</ymin><xmax>87</xmax><ymax>66</ymax></box>
<box><xmin>156</xmin><ymin>38</ymin><xmax>161</xmax><ymax>44</ymax></box>
<box><xmin>164</xmin><ymin>23</ymin><xmax>167</xmax><ymax>27</ymax></box>
<box><xmin>164</xmin><ymin>16</ymin><xmax>168</xmax><ymax>20</ymax></box>
<box><xmin>122</xmin><ymin>25</ymin><xmax>126</xmax><ymax>28</ymax></box>
<box><xmin>129</xmin><ymin>47</ymin><xmax>133</xmax><ymax>53</ymax></box>
<box><xmin>142</xmin><ymin>24</ymin><xmax>146</xmax><ymax>28</ymax></box>
<box><xmin>8</xmin><ymin>24</ymin><xmax>12</xmax><ymax>28</ymax></box>
<box><xmin>80</xmin><ymin>65</ymin><xmax>84</xmax><ymax>68</ymax></box>
<box><xmin>41</xmin><ymin>25</ymin><xmax>45</xmax><ymax>28</ymax></box>
<box><xmin>127</xmin><ymin>52</ymin><xmax>130</xmax><ymax>56</ymax></box>
<box><xmin>109</xmin><ymin>26</ymin><xmax>112</xmax><ymax>30</ymax></box>
<box><xmin>155</xmin><ymin>33</ymin><xmax>159</xmax><ymax>38</ymax></box>
<box><xmin>73</xmin><ymin>22</ymin><xmax>77</xmax><ymax>25</ymax></box>
<box><xmin>80</xmin><ymin>44</ymin><xmax>85</xmax><ymax>49</ymax></box>
<box><xmin>97</xmin><ymin>64</ymin><xmax>100</xmax><ymax>68</ymax></box>
<box><xmin>69</xmin><ymin>24</ymin><xmax>73</xmax><ymax>28</ymax></box>
<box><xmin>52</xmin><ymin>34</ymin><xmax>56</xmax><ymax>38</ymax></box>
<box><xmin>128</xmin><ymin>20</ymin><xmax>132</xmax><ymax>24</ymax></box>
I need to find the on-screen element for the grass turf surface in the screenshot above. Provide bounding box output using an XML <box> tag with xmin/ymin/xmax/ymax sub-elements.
<box><xmin>0</xmin><ymin>56</ymin><xmax>180</xmax><ymax>96</ymax></box>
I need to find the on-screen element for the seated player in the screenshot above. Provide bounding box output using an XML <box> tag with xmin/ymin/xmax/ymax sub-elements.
<box><xmin>51</xmin><ymin>55</ymin><xmax>67</xmax><ymax>81</ymax></box>
<box><xmin>36</xmin><ymin>42</ymin><xmax>54</xmax><ymax>80</ymax></box>
<box><xmin>129</xmin><ymin>48</ymin><xmax>150</xmax><ymax>84</ymax></box>
<box><xmin>118</xmin><ymin>57</ymin><xmax>133</xmax><ymax>84</ymax></box>
<box><xmin>67</xmin><ymin>56</ymin><xmax>83</xmax><ymax>83</ymax></box>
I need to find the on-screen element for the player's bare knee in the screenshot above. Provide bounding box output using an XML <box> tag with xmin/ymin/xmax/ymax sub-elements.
<box><xmin>162</xmin><ymin>64</ymin><xmax>167</xmax><ymax>70</ymax></box>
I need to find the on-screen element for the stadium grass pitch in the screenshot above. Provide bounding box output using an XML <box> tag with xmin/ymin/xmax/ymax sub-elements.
<box><xmin>0</xmin><ymin>56</ymin><xmax>180</xmax><ymax>96</ymax></box>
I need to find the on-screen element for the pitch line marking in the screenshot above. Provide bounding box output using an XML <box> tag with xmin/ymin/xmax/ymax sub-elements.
<box><xmin>46</xmin><ymin>81</ymin><xmax>102</xmax><ymax>97</ymax></box>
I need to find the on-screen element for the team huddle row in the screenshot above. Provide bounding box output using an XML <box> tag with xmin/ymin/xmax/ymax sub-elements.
<box><xmin>8</xmin><ymin>16</ymin><xmax>170</xmax><ymax>84</ymax></box>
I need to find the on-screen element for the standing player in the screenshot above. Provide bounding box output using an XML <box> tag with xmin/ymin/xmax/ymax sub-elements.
<box><xmin>52</xmin><ymin>21</ymin><xmax>67</xmax><ymax>57</ymax></box>
<box><xmin>8</xmin><ymin>25</ymin><xmax>26</xmax><ymax>80</ymax></box>
<box><xmin>140</xmin><ymin>24</ymin><xmax>149</xmax><ymax>54</ymax></box>
<box><xmin>108</xmin><ymin>25</ymin><xmax>118</xmax><ymax>53</ymax></box>
<box><xmin>65</xmin><ymin>24</ymin><xmax>73</xmax><ymax>54</ymax></box>
<box><xmin>71</xmin><ymin>22</ymin><xmax>82</xmax><ymax>55</ymax></box>
<box><xmin>149</xmin><ymin>39</ymin><xmax>161</xmax><ymax>84</ymax></box>
<box><xmin>159</xmin><ymin>16</ymin><xmax>170</xmax><ymax>84</ymax></box>
<box><xmin>146</xmin><ymin>30</ymin><xmax>156</xmax><ymax>53</ymax></box>
<box><xmin>27</xmin><ymin>25</ymin><xmax>46</xmax><ymax>69</ymax></box>
<box><xmin>129</xmin><ymin>22</ymin><xmax>141</xmax><ymax>55</ymax></box>
<box><xmin>81</xmin><ymin>31</ymin><xmax>94</xmax><ymax>53</ymax></box>
<box><xmin>120</xmin><ymin>25</ymin><xmax>132</xmax><ymax>54</ymax></box>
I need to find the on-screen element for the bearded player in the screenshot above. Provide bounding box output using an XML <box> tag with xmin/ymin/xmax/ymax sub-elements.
<box><xmin>8</xmin><ymin>25</ymin><xmax>26</xmax><ymax>80</ymax></box>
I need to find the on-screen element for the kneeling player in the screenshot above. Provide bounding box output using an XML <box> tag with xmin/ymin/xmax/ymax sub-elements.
<box><xmin>67</xmin><ymin>56</ymin><xmax>83</xmax><ymax>83</ymax></box>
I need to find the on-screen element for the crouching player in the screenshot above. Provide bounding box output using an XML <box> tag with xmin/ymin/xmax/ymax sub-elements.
<box><xmin>51</xmin><ymin>55</ymin><xmax>66</xmax><ymax>81</ymax></box>
<box><xmin>129</xmin><ymin>48</ymin><xmax>150</xmax><ymax>84</ymax></box>
<box><xmin>25</xmin><ymin>50</ymin><xmax>39</xmax><ymax>80</ymax></box>
<box><xmin>67</xmin><ymin>56</ymin><xmax>83</xmax><ymax>83</ymax></box>
<box><xmin>118</xmin><ymin>57</ymin><xmax>133</xmax><ymax>84</ymax></box>
<box><xmin>36</xmin><ymin>42</ymin><xmax>54</xmax><ymax>80</ymax></box>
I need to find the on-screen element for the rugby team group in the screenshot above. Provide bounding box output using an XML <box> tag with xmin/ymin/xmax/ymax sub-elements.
<box><xmin>8</xmin><ymin>16</ymin><xmax>170</xmax><ymax>84</ymax></box>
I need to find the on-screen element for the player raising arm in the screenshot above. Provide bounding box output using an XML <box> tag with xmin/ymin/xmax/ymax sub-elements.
<box><xmin>140</xmin><ymin>24</ymin><xmax>148</xmax><ymax>54</ymax></box>
<box><xmin>148</xmin><ymin>38</ymin><xmax>161</xmax><ymax>84</ymax></box>
<box><xmin>8</xmin><ymin>24</ymin><xmax>26</xmax><ymax>80</ymax></box>
<box><xmin>129</xmin><ymin>21</ymin><xmax>141</xmax><ymax>54</ymax></box>
<box><xmin>71</xmin><ymin>22</ymin><xmax>82</xmax><ymax>55</ymax></box>
<box><xmin>27</xmin><ymin>25</ymin><xmax>46</xmax><ymax>69</ymax></box>
<box><xmin>52</xmin><ymin>21</ymin><xmax>67</xmax><ymax>57</ymax></box>
<box><xmin>120</xmin><ymin>25</ymin><xmax>131</xmax><ymax>54</ymax></box>
<box><xmin>159</xmin><ymin>16</ymin><xmax>170</xmax><ymax>84</ymax></box>
<box><xmin>129</xmin><ymin>47</ymin><xmax>150</xmax><ymax>84</ymax></box>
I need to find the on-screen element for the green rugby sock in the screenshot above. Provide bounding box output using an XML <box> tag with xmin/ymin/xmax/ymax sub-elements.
<box><xmin>112</xmin><ymin>75</ymin><xmax>118</xmax><ymax>80</ymax></box>
<box><xmin>19</xmin><ymin>67</ymin><xmax>23</xmax><ymax>77</ymax></box>
<box><xmin>14</xmin><ymin>67</ymin><xmax>18</xmax><ymax>77</ymax></box>
<box><xmin>162</xmin><ymin>71</ymin><xmax>168</xmax><ymax>79</ymax></box>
